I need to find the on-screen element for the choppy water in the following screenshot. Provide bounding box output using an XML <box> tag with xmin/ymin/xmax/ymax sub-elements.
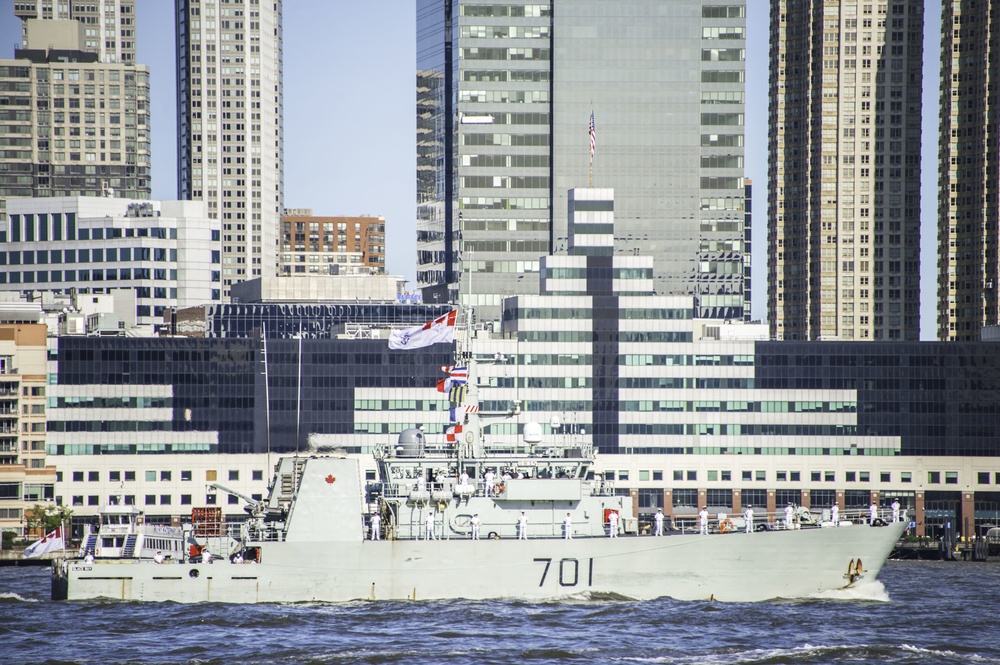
<box><xmin>1</xmin><ymin>561</ymin><xmax>998</xmax><ymax>665</ymax></box>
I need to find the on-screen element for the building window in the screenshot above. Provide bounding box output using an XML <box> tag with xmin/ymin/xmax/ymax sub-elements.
<box><xmin>928</xmin><ymin>472</ymin><xmax>940</xmax><ymax>484</ymax></box>
<box><xmin>811</xmin><ymin>471</ymin><xmax>821</xmax><ymax>482</ymax></box>
<box><xmin>88</xmin><ymin>471</ymin><xmax>99</xmax><ymax>482</ymax></box>
<box><xmin>205</xmin><ymin>494</ymin><xmax>216</xmax><ymax>505</ymax></box>
<box><xmin>825</xmin><ymin>471</ymin><xmax>835</xmax><ymax>482</ymax></box>
<box><xmin>109</xmin><ymin>471</ymin><xmax>121</xmax><ymax>482</ymax></box>
<box><xmin>776</xmin><ymin>471</ymin><xmax>787</xmax><ymax>482</ymax></box>
<box><xmin>901</xmin><ymin>472</ymin><xmax>911</xmax><ymax>483</ymax></box>
<box><xmin>228</xmin><ymin>470</ymin><xmax>239</xmax><ymax>481</ymax></box>
<box><xmin>846</xmin><ymin>472</ymin><xmax>857</xmax><ymax>482</ymax></box>
<box><xmin>88</xmin><ymin>496</ymin><xmax>99</xmax><ymax>506</ymax></box>
<box><xmin>160</xmin><ymin>471</ymin><xmax>171</xmax><ymax>481</ymax></box>
<box><xmin>181</xmin><ymin>494</ymin><xmax>192</xmax><ymax>505</ymax></box>
<box><xmin>652</xmin><ymin>471</ymin><xmax>663</xmax><ymax>481</ymax></box>
<box><xmin>708</xmin><ymin>470</ymin><xmax>718</xmax><ymax>482</ymax></box>
<box><xmin>125</xmin><ymin>471</ymin><xmax>136</xmax><ymax>482</ymax></box>
<box><xmin>145</xmin><ymin>494</ymin><xmax>156</xmax><ymax>505</ymax></box>
<box><xmin>860</xmin><ymin>472</ymin><xmax>870</xmax><ymax>482</ymax></box>
<box><xmin>790</xmin><ymin>471</ymin><xmax>801</xmax><ymax>482</ymax></box>
<box><xmin>160</xmin><ymin>495</ymin><xmax>171</xmax><ymax>505</ymax></box>
<box><xmin>145</xmin><ymin>470</ymin><xmax>155</xmax><ymax>482</ymax></box>
<box><xmin>755</xmin><ymin>471</ymin><xmax>765</xmax><ymax>481</ymax></box>
<box><xmin>742</xmin><ymin>471</ymin><xmax>752</xmax><ymax>481</ymax></box>
<box><xmin>181</xmin><ymin>470</ymin><xmax>192</xmax><ymax>481</ymax></box>
<box><xmin>252</xmin><ymin>470</ymin><xmax>263</xmax><ymax>481</ymax></box>
<box><xmin>72</xmin><ymin>496</ymin><xmax>83</xmax><ymax>506</ymax></box>
<box><xmin>945</xmin><ymin>472</ymin><xmax>958</xmax><ymax>485</ymax></box>
<box><xmin>72</xmin><ymin>471</ymin><xmax>84</xmax><ymax>482</ymax></box>
<box><xmin>881</xmin><ymin>472</ymin><xmax>891</xmax><ymax>483</ymax></box>
<box><xmin>638</xmin><ymin>488</ymin><xmax>663</xmax><ymax>509</ymax></box>
<box><xmin>720</xmin><ymin>471</ymin><xmax>731</xmax><ymax>482</ymax></box>
<box><xmin>228</xmin><ymin>494</ymin><xmax>239</xmax><ymax>505</ymax></box>
<box><xmin>618</xmin><ymin>471</ymin><xmax>629</xmax><ymax>482</ymax></box>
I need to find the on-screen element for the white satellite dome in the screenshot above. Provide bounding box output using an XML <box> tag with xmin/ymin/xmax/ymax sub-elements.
<box><xmin>522</xmin><ymin>421</ymin><xmax>543</xmax><ymax>444</ymax></box>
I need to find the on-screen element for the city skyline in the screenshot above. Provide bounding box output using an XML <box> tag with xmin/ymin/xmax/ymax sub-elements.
<box><xmin>0</xmin><ymin>1</ymin><xmax>944</xmax><ymax>337</ymax></box>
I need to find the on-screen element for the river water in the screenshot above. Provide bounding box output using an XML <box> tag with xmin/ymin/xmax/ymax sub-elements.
<box><xmin>2</xmin><ymin>560</ymin><xmax>998</xmax><ymax>664</ymax></box>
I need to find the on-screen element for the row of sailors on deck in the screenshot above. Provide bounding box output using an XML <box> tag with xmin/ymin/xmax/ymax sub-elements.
<box><xmin>413</xmin><ymin>467</ymin><xmax>572</xmax><ymax>495</ymax></box>
<box><xmin>369</xmin><ymin>499</ymin><xmax>905</xmax><ymax>542</ymax></box>
<box><xmin>369</xmin><ymin>509</ymin><xmax>623</xmax><ymax>541</ymax></box>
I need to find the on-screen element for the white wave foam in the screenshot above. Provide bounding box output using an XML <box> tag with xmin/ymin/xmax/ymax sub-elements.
<box><xmin>900</xmin><ymin>645</ymin><xmax>991</xmax><ymax>662</ymax></box>
<box><xmin>807</xmin><ymin>579</ymin><xmax>890</xmax><ymax>602</ymax></box>
<box><xmin>0</xmin><ymin>591</ymin><xmax>39</xmax><ymax>602</ymax></box>
<box><xmin>618</xmin><ymin>644</ymin><xmax>861</xmax><ymax>665</ymax></box>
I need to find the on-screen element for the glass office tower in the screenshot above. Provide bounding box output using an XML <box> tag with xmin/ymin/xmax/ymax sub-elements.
<box><xmin>416</xmin><ymin>1</ymin><xmax>748</xmax><ymax>322</ymax></box>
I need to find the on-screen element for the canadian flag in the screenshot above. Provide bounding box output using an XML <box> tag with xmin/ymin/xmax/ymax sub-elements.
<box><xmin>388</xmin><ymin>311</ymin><xmax>457</xmax><ymax>350</ymax></box>
<box><xmin>23</xmin><ymin>526</ymin><xmax>65</xmax><ymax>558</ymax></box>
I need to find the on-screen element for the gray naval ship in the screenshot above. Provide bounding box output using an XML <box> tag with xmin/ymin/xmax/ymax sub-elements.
<box><xmin>53</xmin><ymin>357</ymin><xmax>906</xmax><ymax>603</ymax></box>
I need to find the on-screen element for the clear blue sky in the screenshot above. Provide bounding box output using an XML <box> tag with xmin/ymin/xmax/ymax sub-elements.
<box><xmin>0</xmin><ymin>0</ymin><xmax>942</xmax><ymax>338</ymax></box>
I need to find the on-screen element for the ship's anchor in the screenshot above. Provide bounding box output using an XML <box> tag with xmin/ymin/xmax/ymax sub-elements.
<box><xmin>844</xmin><ymin>558</ymin><xmax>865</xmax><ymax>585</ymax></box>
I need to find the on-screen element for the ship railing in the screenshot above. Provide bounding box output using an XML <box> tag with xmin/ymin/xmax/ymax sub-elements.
<box><xmin>668</xmin><ymin>506</ymin><xmax>905</xmax><ymax>533</ymax></box>
<box><xmin>243</xmin><ymin>523</ymin><xmax>286</xmax><ymax>543</ymax></box>
<box><xmin>140</xmin><ymin>524</ymin><xmax>183</xmax><ymax>537</ymax></box>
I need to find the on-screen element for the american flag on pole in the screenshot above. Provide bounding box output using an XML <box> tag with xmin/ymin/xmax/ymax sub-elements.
<box><xmin>589</xmin><ymin>109</ymin><xmax>596</xmax><ymax>160</ymax></box>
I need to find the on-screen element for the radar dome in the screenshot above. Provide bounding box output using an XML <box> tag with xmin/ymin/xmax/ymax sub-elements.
<box><xmin>396</xmin><ymin>428</ymin><xmax>426</xmax><ymax>457</ymax></box>
<box><xmin>522</xmin><ymin>421</ymin><xmax>543</xmax><ymax>444</ymax></box>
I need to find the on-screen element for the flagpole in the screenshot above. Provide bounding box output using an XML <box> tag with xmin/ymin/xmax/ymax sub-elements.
<box><xmin>588</xmin><ymin>106</ymin><xmax>595</xmax><ymax>188</ymax></box>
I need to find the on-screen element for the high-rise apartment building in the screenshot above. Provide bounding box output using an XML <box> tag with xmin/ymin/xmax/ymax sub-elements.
<box><xmin>14</xmin><ymin>0</ymin><xmax>136</xmax><ymax>64</ymax></box>
<box><xmin>937</xmin><ymin>1</ymin><xmax>1000</xmax><ymax>341</ymax></box>
<box><xmin>280</xmin><ymin>210</ymin><xmax>386</xmax><ymax>276</ymax></box>
<box><xmin>0</xmin><ymin>21</ymin><xmax>150</xmax><ymax>227</ymax></box>
<box><xmin>768</xmin><ymin>0</ymin><xmax>923</xmax><ymax>341</ymax></box>
<box><xmin>416</xmin><ymin>1</ymin><xmax>748</xmax><ymax>322</ymax></box>
<box><xmin>175</xmin><ymin>0</ymin><xmax>283</xmax><ymax>300</ymax></box>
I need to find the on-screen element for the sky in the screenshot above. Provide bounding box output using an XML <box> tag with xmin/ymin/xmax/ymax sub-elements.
<box><xmin>0</xmin><ymin>0</ymin><xmax>942</xmax><ymax>338</ymax></box>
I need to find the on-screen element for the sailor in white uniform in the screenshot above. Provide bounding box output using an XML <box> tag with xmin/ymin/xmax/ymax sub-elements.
<box><xmin>891</xmin><ymin>499</ymin><xmax>900</xmax><ymax>523</ymax></box>
<box><xmin>869</xmin><ymin>501</ymin><xmax>878</xmax><ymax>524</ymax></box>
<box><xmin>564</xmin><ymin>512</ymin><xmax>573</xmax><ymax>539</ymax></box>
<box><xmin>608</xmin><ymin>510</ymin><xmax>619</xmax><ymax>538</ymax></box>
<box><xmin>518</xmin><ymin>511</ymin><xmax>528</xmax><ymax>540</ymax></box>
<box><xmin>459</xmin><ymin>470</ymin><xmax>470</xmax><ymax>486</ymax></box>
<box><xmin>370</xmin><ymin>512</ymin><xmax>381</xmax><ymax>540</ymax></box>
<box><xmin>831</xmin><ymin>503</ymin><xmax>839</xmax><ymax>526</ymax></box>
<box><xmin>153</xmin><ymin>551</ymin><xmax>165</xmax><ymax>564</ymax></box>
<box><xmin>744</xmin><ymin>505</ymin><xmax>755</xmax><ymax>533</ymax></box>
<box><xmin>470</xmin><ymin>513</ymin><xmax>481</xmax><ymax>540</ymax></box>
<box><xmin>484</xmin><ymin>469</ymin><xmax>495</xmax><ymax>496</ymax></box>
<box><xmin>417</xmin><ymin>472</ymin><xmax>427</xmax><ymax>494</ymax></box>
<box><xmin>84</xmin><ymin>550</ymin><xmax>95</xmax><ymax>563</ymax></box>
<box><xmin>654</xmin><ymin>508</ymin><xmax>665</xmax><ymax>536</ymax></box>
<box><xmin>784</xmin><ymin>503</ymin><xmax>795</xmax><ymax>530</ymax></box>
<box><xmin>425</xmin><ymin>510</ymin><xmax>437</xmax><ymax>540</ymax></box>
<box><xmin>698</xmin><ymin>506</ymin><xmax>709</xmax><ymax>535</ymax></box>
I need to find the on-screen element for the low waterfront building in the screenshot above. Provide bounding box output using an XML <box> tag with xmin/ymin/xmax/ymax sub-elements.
<box><xmin>0</xmin><ymin>304</ymin><xmax>56</xmax><ymax>540</ymax></box>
